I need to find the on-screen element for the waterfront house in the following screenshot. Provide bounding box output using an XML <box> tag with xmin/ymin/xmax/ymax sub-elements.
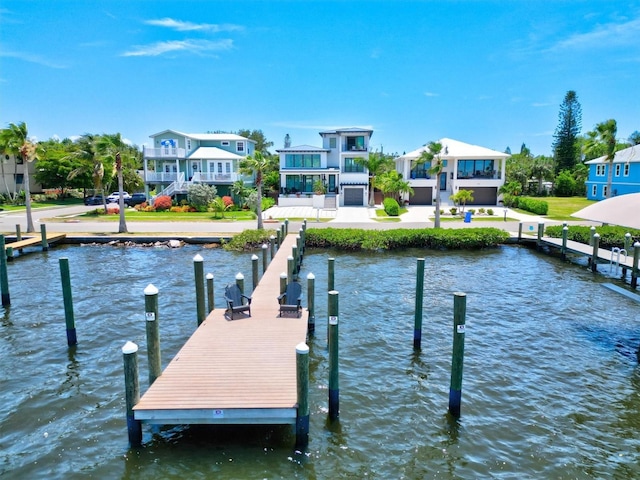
<box><xmin>0</xmin><ymin>153</ymin><xmax>42</xmax><ymax>197</ymax></box>
<box><xmin>142</xmin><ymin>130</ymin><xmax>255</xmax><ymax>199</ymax></box>
<box><xmin>585</xmin><ymin>145</ymin><xmax>640</xmax><ymax>200</ymax></box>
<box><xmin>276</xmin><ymin>127</ymin><xmax>372</xmax><ymax>208</ymax></box>
<box><xmin>395</xmin><ymin>138</ymin><xmax>509</xmax><ymax>205</ymax></box>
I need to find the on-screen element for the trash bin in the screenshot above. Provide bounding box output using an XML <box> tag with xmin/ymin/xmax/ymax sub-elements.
<box><xmin>464</xmin><ymin>211</ymin><xmax>472</xmax><ymax>223</ymax></box>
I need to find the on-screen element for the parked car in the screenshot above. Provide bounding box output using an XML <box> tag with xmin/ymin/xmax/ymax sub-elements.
<box><xmin>125</xmin><ymin>193</ymin><xmax>147</xmax><ymax>207</ymax></box>
<box><xmin>84</xmin><ymin>195</ymin><xmax>105</xmax><ymax>206</ymax></box>
<box><xmin>106</xmin><ymin>191</ymin><xmax>131</xmax><ymax>203</ymax></box>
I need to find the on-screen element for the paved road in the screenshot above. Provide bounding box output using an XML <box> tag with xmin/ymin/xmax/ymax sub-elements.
<box><xmin>0</xmin><ymin>204</ymin><xmax>587</xmax><ymax>238</ymax></box>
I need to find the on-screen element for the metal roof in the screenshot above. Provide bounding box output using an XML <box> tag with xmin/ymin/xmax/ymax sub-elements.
<box><xmin>585</xmin><ymin>145</ymin><xmax>640</xmax><ymax>164</ymax></box>
<box><xmin>188</xmin><ymin>147</ymin><xmax>245</xmax><ymax>160</ymax></box>
<box><xmin>397</xmin><ymin>138</ymin><xmax>509</xmax><ymax>160</ymax></box>
<box><xmin>275</xmin><ymin>144</ymin><xmax>330</xmax><ymax>153</ymax></box>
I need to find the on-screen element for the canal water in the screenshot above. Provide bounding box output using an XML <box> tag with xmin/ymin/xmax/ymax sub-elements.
<box><xmin>1</xmin><ymin>243</ymin><xmax>639</xmax><ymax>479</ymax></box>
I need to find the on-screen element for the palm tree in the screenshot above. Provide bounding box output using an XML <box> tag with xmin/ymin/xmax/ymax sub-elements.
<box><xmin>374</xmin><ymin>170</ymin><xmax>413</xmax><ymax>202</ymax></box>
<box><xmin>415</xmin><ymin>141</ymin><xmax>444</xmax><ymax>228</ymax></box>
<box><xmin>453</xmin><ymin>189</ymin><xmax>474</xmax><ymax>213</ymax></box>
<box><xmin>239</xmin><ymin>151</ymin><xmax>270</xmax><ymax>230</ymax></box>
<box><xmin>3</xmin><ymin>122</ymin><xmax>39</xmax><ymax>232</ymax></box>
<box><xmin>98</xmin><ymin>133</ymin><xmax>130</xmax><ymax>233</ymax></box>
<box><xmin>67</xmin><ymin>134</ymin><xmax>109</xmax><ymax>211</ymax></box>
<box><xmin>530</xmin><ymin>156</ymin><xmax>555</xmax><ymax>194</ymax></box>
<box><xmin>354</xmin><ymin>150</ymin><xmax>393</xmax><ymax>206</ymax></box>
<box><xmin>583</xmin><ymin>119</ymin><xmax>617</xmax><ymax>198</ymax></box>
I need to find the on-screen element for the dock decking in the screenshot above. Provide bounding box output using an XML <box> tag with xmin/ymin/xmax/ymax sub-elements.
<box><xmin>134</xmin><ymin>234</ymin><xmax>308</xmax><ymax>425</ymax></box>
<box><xmin>5</xmin><ymin>232</ymin><xmax>66</xmax><ymax>251</ymax></box>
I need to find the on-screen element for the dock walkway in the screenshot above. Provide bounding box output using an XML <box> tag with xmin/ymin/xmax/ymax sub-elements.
<box><xmin>6</xmin><ymin>232</ymin><xmax>66</xmax><ymax>252</ymax></box>
<box><xmin>134</xmin><ymin>234</ymin><xmax>308</xmax><ymax>425</ymax></box>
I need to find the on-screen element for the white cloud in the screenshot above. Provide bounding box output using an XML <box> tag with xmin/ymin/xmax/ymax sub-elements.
<box><xmin>423</xmin><ymin>92</ymin><xmax>439</xmax><ymax>97</ymax></box>
<box><xmin>122</xmin><ymin>39</ymin><xmax>233</xmax><ymax>57</ymax></box>
<box><xmin>145</xmin><ymin>17</ymin><xmax>243</xmax><ymax>33</ymax></box>
<box><xmin>551</xmin><ymin>17</ymin><xmax>640</xmax><ymax>51</ymax></box>
<box><xmin>0</xmin><ymin>50</ymin><xmax>66</xmax><ymax>69</ymax></box>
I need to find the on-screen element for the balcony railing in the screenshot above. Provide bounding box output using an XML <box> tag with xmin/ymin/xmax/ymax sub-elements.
<box><xmin>143</xmin><ymin>147</ymin><xmax>186</xmax><ymax>159</ymax></box>
<box><xmin>145</xmin><ymin>172</ymin><xmax>178</xmax><ymax>183</ymax></box>
<box><xmin>457</xmin><ymin>171</ymin><xmax>498</xmax><ymax>180</ymax></box>
<box><xmin>342</xmin><ymin>144</ymin><xmax>367</xmax><ymax>152</ymax></box>
<box><xmin>192</xmin><ymin>172</ymin><xmax>240</xmax><ymax>183</ymax></box>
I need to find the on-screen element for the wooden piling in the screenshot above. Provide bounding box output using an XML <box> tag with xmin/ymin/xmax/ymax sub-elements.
<box><xmin>448</xmin><ymin>292</ymin><xmax>467</xmax><ymax>418</ymax></box>
<box><xmin>591</xmin><ymin>233</ymin><xmax>600</xmax><ymax>273</ymax></box>
<box><xmin>328</xmin><ymin>290</ymin><xmax>339</xmax><ymax>420</ymax></box>
<box><xmin>235</xmin><ymin>272</ymin><xmax>245</xmax><ymax>294</ymax></box>
<box><xmin>328</xmin><ymin>257</ymin><xmax>335</xmax><ymax>292</ymax></box>
<box><xmin>0</xmin><ymin>235</ymin><xmax>10</xmax><ymax>306</ymax></box>
<box><xmin>284</xmin><ymin>219</ymin><xmax>289</xmax><ymax>235</ymax></box>
<box><xmin>292</xmin><ymin>244</ymin><xmax>299</xmax><ymax>277</ymax></box>
<box><xmin>307</xmin><ymin>273</ymin><xmax>315</xmax><ymax>335</ymax></box>
<box><xmin>40</xmin><ymin>224</ymin><xmax>48</xmax><ymax>251</ymax></box>
<box><xmin>296</xmin><ymin>342</ymin><xmax>310</xmax><ymax>447</ymax></box>
<box><xmin>206</xmin><ymin>273</ymin><xmax>214</xmax><ymax>313</ymax></box>
<box><xmin>561</xmin><ymin>226</ymin><xmax>568</xmax><ymax>260</ymax></box>
<box><xmin>518</xmin><ymin>222</ymin><xmax>523</xmax><ymax>243</ymax></box>
<box><xmin>536</xmin><ymin>222</ymin><xmax>544</xmax><ymax>250</ymax></box>
<box><xmin>631</xmin><ymin>242</ymin><xmax>640</xmax><ymax>289</ymax></box>
<box><xmin>269</xmin><ymin>235</ymin><xmax>276</xmax><ymax>259</ymax></box>
<box><xmin>193</xmin><ymin>254</ymin><xmax>205</xmax><ymax>326</ymax></box>
<box><xmin>122</xmin><ymin>341</ymin><xmax>142</xmax><ymax>447</ymax></box>
<box><xmin>262</xmin><ymin>243</ymin><xmax>268</xmax><ymax>274</ymax></box>
<box><xmin>287</xmin><ymin>256</ymin><xmax>294</xmax><ymax>285</ymax></box>
<box><xmin>589</xmin><ymin>226</ymin><xmax>596</xmax><ymax>246</ymax></box>
<box><xmin>414</xmin><ymin>258</ymin><xmax>425</xmax><ymax>350</ymax></box>
<box><xmin>59</xmin><ymin>258</ymin><xmax>77</xmax><ymax>346</ymax></box>
<box><xmin>15</xmin><ymin>224</ymin><xmax>21</xmax><ymax>242</ymax></box>
<box><xmin>280</xmin><ymin>272</ymin><xmax>287</xmax><ymax>296</ymax></box>
<box><xmin>6</xmin><ymin>247</ymin><xmax>13</xmax><ymax>261</ymax></box>
<box><xmin>144</xmin><ymin>284</ymin><xmax>161</xmax><ymax>386</ymax></box>
<box><xmin>252</xmin><ymin>254</ymin><xmax>259</xmax><ymax>291</ymax></box>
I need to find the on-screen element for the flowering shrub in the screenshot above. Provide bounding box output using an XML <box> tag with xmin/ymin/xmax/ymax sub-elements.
<box><xmin>134</xmin><ymin>202</ymin><xmax>148</xmax><ymax>211</ymax></box>
<box><xmin>143</xmin><ymin>205</ymin><xmax>156</xmax><ymax>212</ymax></box>
<box><xmin>154</xmin><ymin>195</ymin><xmax>172</xmax><ymax>211</ymax></box>
<box><xmin>170</xmin><ymin>205</ymin><xmax>195</xmax><ymax>213</ymax></box>
<box><xmin>106</xmin><ymin>203</ymin><xmax>119</xmax><ymax>214</ymax></box>
<box><xmin>222</xmin><ymin>196</ymin><xmax>234</xmax><ymax>207</ymax></box>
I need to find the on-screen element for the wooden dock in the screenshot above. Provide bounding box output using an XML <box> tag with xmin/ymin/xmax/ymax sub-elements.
<box><xmin>5</xmin><ymin>232</ymin><xmax>67</xmax><ymax>252</ymax></box>
<box><xmin>134</xmin><ymin>234</ymin><xmax>308</xmax><ymax>425</ymax></box>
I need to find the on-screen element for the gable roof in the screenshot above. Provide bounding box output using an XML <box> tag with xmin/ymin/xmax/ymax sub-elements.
<box><xmin>397</xmin><ymin>138</ymin><xmax>509</xmax><ymax>160</ymax></box>
<box><xmin>188</xmin><ymin>147</ymin><xmax>245</xmax><ymax>160</ymax></box>
<box><xmin>149</xmin><ymin>129</ymin><xmax>256</xmax><ymax>143</ymax></box>
<box><xmin>585</xmin><ymin>145</ymin><xmax>640</xmax><ymax>164</ymax></box>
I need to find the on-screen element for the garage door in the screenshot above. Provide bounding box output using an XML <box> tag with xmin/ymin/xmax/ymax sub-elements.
<box><xmin>409</xmin><ymin>187</ymin><xmax>432</xmax><ymax>205</ymax></box>
<box><xmin>466</xmin><ymin>187</ymin><xmax>497</xmax><ymax>205</ymax></box>
<box><xmin>343</xmin><ymin>187</ymin><xmax>364</xmax><ymax>206</ymax></box>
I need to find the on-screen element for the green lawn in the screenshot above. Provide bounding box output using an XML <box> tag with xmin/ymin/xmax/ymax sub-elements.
<box><xmin>513</xmin><ymin>196</ymin><xmax>595</xmax><ymax>221</ymax></box>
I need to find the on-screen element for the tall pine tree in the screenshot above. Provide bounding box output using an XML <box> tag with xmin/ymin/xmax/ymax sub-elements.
<box><xmin>552</xmin><ymin>90</ymin><xmax>582</xmax><ymax>174</ymax></box>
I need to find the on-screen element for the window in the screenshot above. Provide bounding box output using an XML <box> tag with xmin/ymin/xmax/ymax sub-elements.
<box><xmin>346</xmin><ymin>136</ymin><xmax>365</xmax><ymax>151</ymax></box>
<box><xmin>217</xmin><ymin>162</ymin><xmax>223</xmax><ymax>173</ymax></box>
<box><xmin>603</xmin><ymin>185</ymin><xmax>608</xmax><ymax>198</ymax></box>
<box><xmin>284</xmin><ymin>154</ymin><xmax>321</xmax><ymax>168</ymax></box>
<box><xmin>343</xmin><ymin>157</ymin><xmax>365</xmax><ymax>173</ymax></box>
<box><xmin>15</xmin><ymin>173</ymin><xmax>23</xmax><ymax>184</ymax></box>
<box><xmin>329</xmin><ymin>137</ymin><xmax>336</xmax><ymax>149</ymax></box>
<box><xmin>615</xmin><ymin>164</ymin><xmax>621</xmax><ymax>176</ymax></box>
<box><xmin>457</xmin><ymin>160</ymin><xmax>495</xmax><ymax>178</ymax></box>
<box><xmin>624</xmin><ymin>163</ymin><xmax>630</xmax><ymax>176</ymax></box>
<box><xmin>596</xmin><ymin>164</ymin><xmax>605</xmax><ymax>176</ymax></box>
<box><xmin>592</xmin><ymin>185</ymin><xmax>597</xmax><ymax>197</ymax></box>
<box><xmin>226</xmin><ymin>163</ymin><xmax>231</xmax><ymax>173</ymax></box>
<box><xmin>410</xmin><ymin>161</ymin><xmax>430</xmax><ymax>179</ymax></box>
<box><xmin>186</xmin><ymin>139</ymin><xmax>191</xmax><ymax>151</ymax></box>
<box><xmin>221</xmin><ymin>141</ymin><xmax>230</xmax><ymax>146</ymax></box>
<box><xmin>237</xmin><ymin>141</ymin><xmax>245</xmax><ymax>153</ymax></box>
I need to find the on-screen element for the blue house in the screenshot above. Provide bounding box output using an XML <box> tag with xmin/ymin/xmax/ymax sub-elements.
<box><xmin>142</xmin><ymin>130</ymin><xmax>256</xmax><ymax>199</ymax></box>
<box><xmin>585</xmin><ymin>145</ymin><xmax>640</xmax><ymax>200</ymax></box>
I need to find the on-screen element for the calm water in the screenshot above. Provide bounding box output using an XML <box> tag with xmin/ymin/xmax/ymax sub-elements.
<box><xmin>1</xmin><ymin>243</ymin><xmax>640</xmax><ymax>479</ymax></box>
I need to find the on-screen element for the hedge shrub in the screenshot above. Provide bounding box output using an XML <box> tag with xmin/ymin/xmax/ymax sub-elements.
<box><xmin>305</xmin><ymin>227</ymin><xmax>509</xmax><ymax>251</ymax></box>
<box><xmin>517</xmin><ymin>197</ymin><xmax>548</xmax><ymax>215</ymax></box>
<box><xmin>154</xmin><ymin>195</ymin><xmax>173</xmax><ymax>211</ymax></box>
<box><xmin>383</xmin><ymin>197</ymin><xmax>400</xmax><ymax>216</ymax></box>
<box><xmin>545</xmin><ymin>225</ymin><xmax>640</xmax><ymax>249</ymax></box>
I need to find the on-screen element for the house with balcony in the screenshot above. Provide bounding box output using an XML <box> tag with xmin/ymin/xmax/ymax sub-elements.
<box><xmin>276</xmin><ymin>127</ymin><xmax>372</xmax><ymax>207</ymax></box>
<box><xmin>395</xmin><ymin>138</ymin><xmax>509</xmax><ymax>205</ymax></box>
<box><xmin>585</xmin><ymin>145</ymin><xmax>640</xmax><ymax>200</ymax></box>
<box><xmin>142</xmin><ymin>130</ymin><xmax>255</xmax><ymax>199</ymax></box>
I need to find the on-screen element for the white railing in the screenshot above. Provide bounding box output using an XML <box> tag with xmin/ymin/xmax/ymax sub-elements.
<box><xmin>145</xmin><ymin>172</ymin><xmax>178</xmax><ymax>183</ymax></box>
<box><xmin>192</xmin><ymin>172</ymin><xmax>239</xmax><ymax>182</ymax></box>
<box><xmin>143</xmin><ymin>147</ymin><xmax>187</xmax><ymax>159</ymax></box>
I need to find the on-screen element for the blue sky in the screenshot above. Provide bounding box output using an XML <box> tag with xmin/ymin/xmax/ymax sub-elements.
<box><xmin>1</xmin><ymin>1</ymin><xmax>639</xmax><ymax>157</ymax></box>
